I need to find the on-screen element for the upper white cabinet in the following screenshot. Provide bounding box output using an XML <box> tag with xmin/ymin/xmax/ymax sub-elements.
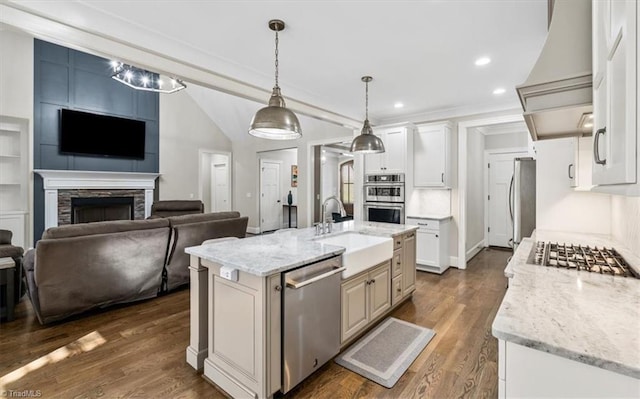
<box><xmin>413</xmin><ymin>122</ymin><xmax>453</xmax><ymax>188</ymax></box>
<box><xmin>591</xmin><ymin>0</ymin><xmax>638</xmax><ymax>192</ymax></box>
<box><xmin>364</xmin><ymin>126</ymin><xmax>409</xmax><ymax>174</ymax></box>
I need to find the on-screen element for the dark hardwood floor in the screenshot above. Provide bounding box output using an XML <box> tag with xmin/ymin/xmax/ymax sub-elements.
<box><xmin>0</xmin><ymin>248</ymin><xmax>509</xmax><ymax>399</ymax></box>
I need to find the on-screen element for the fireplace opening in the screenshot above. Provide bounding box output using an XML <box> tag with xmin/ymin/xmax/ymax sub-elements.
<box><xmin>71</xmin><ymin>197</ymin><xmax>135</xmax><ymax>224</ymax></box>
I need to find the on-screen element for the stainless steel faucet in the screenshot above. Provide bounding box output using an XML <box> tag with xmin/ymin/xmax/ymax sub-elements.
<box><xmin>317</xmin><ymin>196</ymin><xmax>347</xmax><ymax>235</ymax></box>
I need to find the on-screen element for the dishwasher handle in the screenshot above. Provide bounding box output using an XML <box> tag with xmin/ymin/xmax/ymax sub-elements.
<box><xmin>286</xmin><ymin>267</ymin><xmax>346</xmax><ymax>289</ymax></box>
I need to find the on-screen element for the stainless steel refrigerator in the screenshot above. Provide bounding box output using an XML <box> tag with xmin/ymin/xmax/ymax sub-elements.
<box><xmin>509</xmin><ymin>157</ymin><xmax>536</xmax><ymax>251</ymax></box>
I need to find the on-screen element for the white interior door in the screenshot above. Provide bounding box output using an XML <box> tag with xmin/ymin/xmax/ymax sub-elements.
<box><xmin>488</xmin><ymin>153</ymin><xmax>525</xmax><ymax>247</ymax></box>
<box><xmin>260</xmin><ymin>160</ymin><xmax>281</xmax><ymax>232</ymax></box>
<box><xmin>211</xmin><ymin>161</ymin><xmax>230</xmax><ymax>212</ymax></box>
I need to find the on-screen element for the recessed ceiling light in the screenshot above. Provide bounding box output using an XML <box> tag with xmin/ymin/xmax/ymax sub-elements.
<box><xmin>493</xmin><ymin>87</ymin><xmax>506</xmax><ymax>95</ymax></box>
<box><xmin>394</xmin><ymin>102</ymin><xmax>404</xmax><ymax>109</ymax></box>
<box><xmin>475</xmin><ymin>57</ymin><xmax>491</xmax><ymax>66</ymax></box>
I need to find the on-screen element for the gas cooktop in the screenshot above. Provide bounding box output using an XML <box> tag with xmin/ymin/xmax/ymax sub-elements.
<box><xmin>528</xmin><ymin>241</ymin><xmax>639</xmax><ymax>279</ymax></box>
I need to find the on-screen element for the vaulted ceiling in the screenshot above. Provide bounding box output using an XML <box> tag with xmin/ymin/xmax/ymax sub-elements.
<box><xmin>3</xmin><ymin>0</ymin><xmax>549</xmax><ymax>140</ymax></box>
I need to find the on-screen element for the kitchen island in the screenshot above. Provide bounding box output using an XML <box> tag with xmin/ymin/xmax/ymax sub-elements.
<box><xmin>185</xmin><ymin>220</ymin><xmax>418</xmax><ymax>398</ymax></box>
<box><xmin>492</xmin><ymin>230</ymin><xmax>640</xmax><ymax>398</ymax></box>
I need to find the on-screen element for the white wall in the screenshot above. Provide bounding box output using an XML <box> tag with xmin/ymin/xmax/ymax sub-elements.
<box><xmin>466</xmin><ymin>128</ymin><xmax>485</xmax><ymax>251</ymax></box>
<box><xmin>485</xmin><ymin>132</ymin><xmax>529</xmax><ymax>150</ymax></box>
<box><xmin>611</xmin><ymin>196</ymin><xmax>640</xmax><ymax>255</ymax></box>
<box><xmin>159</xmin><ymin>90</ymin><xmax>232</xmax><ymax>201</ymax></box>
<box><xmin>232</xmin><ymin>116</ymin><xmax>351</xmax><ymax>231</ymax></box>
<box><xmin>535</xmin><ymin>139</ymin><xmax>611</xmax><ymax>234</ymax></box>
<box><xmin>0</xmin><ymin>29</ymin><xmax>34</xmax><ymax>246</ymax></box>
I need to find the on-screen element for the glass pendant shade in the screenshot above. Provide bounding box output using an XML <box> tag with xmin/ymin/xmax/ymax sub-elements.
<box><xmin>249</xmin><ymin>87</ymin><xmax>302</xmax><ymax>140</ymax></box>
<box><xmin>350</xmin><ymin>119</ymin><xmax>385</xmax><ymax>153</ymax></box>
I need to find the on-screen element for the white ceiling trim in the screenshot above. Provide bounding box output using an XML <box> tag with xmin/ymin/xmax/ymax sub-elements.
<box><xmin>0</xmin><ymin>3</ymin><xmax>362</xmax><ymax>129</ymax></box>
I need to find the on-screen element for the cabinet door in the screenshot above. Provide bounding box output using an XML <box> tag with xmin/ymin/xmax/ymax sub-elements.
<box><xmin>364</xmin><ymin>136</ymin><xmax>385</xmax><ymax>174</ymax></box>
<box><xmin>416</xmin><ymin>230</ymin><xmax>439</xmax><ymax>267</ymax></box>
<box><xmin>267</xmin><ymin>274</ymin><xmax>281</xmax><ymax>395</ymax></box>
<box><xmin>402</xmin><ymin>232</ymin><xmax>416</xmax><ymax>296</ymax></box>
<box><xmin>592</xmin><ymin>0</ymin><xmax>637</xmax><ymax>185</ymax></box>
<box><xmin>369</xmin><ymin>262</ymin><xmax>391</xmax><ymax>321</ymax></box>
<box><xmin>383</xmin><ymin>129</ymin><xmax>407</xmax><ymax>173</ymax></box>
<box><xmin>414</xmin><ymin>126</ymin><xmax>447</xmax><ymax>187</ymax></box>
<box><xmin>341</xmin><ymin>274</ymin><xmax>369</xmax><ymax>343</ymax></box>
<box><xmin>391</xmin><ymin>275</ymin><xmax>403</xmax><ymax>306</ymax></box>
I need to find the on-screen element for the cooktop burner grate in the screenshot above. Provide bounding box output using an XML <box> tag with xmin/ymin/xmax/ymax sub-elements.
<box><xmin>530</xmin><ymin>241</ymin><xmax>639</xmax><ymax>278</ymax></box>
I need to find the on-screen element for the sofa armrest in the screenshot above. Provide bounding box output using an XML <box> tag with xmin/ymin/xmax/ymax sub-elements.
<box><xmin>23</xmin><ymin>248</ymin><xmax>35</xmax><ymax>272</ymax></box>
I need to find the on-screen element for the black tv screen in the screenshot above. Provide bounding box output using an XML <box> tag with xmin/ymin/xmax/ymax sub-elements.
<box><xmin>60</xmin><ymin>109</ymin><xmax>146</xmax><ymax>160</ymax></box>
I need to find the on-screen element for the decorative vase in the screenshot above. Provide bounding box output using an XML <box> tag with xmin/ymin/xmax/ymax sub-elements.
<box><xmin>287</xmin><ymin>190</ymin><xmax>293</xmax><ymax>205</ymax></box>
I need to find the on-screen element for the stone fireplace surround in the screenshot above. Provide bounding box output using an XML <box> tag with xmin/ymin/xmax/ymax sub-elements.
<box><xmin>34</xmin><ymin>170</ymin><xmax>160</xmax><ymax>229</ymax></box>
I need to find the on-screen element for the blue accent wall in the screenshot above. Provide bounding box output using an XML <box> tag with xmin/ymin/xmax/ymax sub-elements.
<box><xmin>33</xmin><ymin>39</ymin><xmax>160</xmax><ymax>240</ymax></box>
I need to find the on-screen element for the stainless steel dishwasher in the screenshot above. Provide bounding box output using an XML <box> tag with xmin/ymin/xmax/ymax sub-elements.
<box><xmin>282</xmin><ymin>255</ymin><xmax>344</xmax><ymax>394</ymax></box>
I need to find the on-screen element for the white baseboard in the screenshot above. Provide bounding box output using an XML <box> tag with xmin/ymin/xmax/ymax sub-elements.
<box><xmin>246</xmin><ymin>226</ymin><xmax>260</xmax><ymax>235</ymax></box>
<box><xmin>449</xmin><ymin>256</ymin><xmax>458</xmax><ymax>267</ymax></box>
<box><xmin>466</xmin><ymin>240</ymin><xmax>485</xmax><ymax>260</ymax></box>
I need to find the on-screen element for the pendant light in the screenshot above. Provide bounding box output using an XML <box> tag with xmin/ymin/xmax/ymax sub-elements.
<box><xmin>350</xmin><ymin>76</ymin><xmax>385</xmax><ymax>153</ymax></box>
<box><xmin>249</xmin><ymin>19</ymin><xmax>302</xmax><ymax>140</ymax></box>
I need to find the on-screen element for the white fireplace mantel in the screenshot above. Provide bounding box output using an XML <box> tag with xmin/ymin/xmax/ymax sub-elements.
<box><xmin>34</xmin><ymin>169</ymin><xmax>160</xmax><ymax>229</ymax></box>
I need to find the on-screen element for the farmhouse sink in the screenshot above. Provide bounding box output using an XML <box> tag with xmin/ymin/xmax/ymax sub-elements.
<box><xmin>314</xmin><ymin>232</ymin><xmax>393</xmax><ymax>279</ymax></box>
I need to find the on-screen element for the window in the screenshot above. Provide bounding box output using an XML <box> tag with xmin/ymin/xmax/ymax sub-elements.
<box><xmin>340</xmin><ymin>160</ymin><xmax>354</xmax><ymax>214</ymax></box>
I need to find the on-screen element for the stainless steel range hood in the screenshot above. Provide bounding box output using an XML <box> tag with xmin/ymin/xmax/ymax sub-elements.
<box><xmin>516</xmin><ymin>0</ymin><xmax>593</xmax><ymax>141</ymax></box>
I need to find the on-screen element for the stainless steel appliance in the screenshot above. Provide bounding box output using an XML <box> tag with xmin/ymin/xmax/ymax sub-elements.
<box><xmin>528</xmin><ymin>241</ymin><xmax>638</xmax><ymax>278</ymax></box>
<box><xmin>509</xmin><ymin>158</ymin><xmax>536</xmax><ymax>251</ymax></box>
<box><xmin>282</xmin><ymin>256</ymin><xmax>344</xmax><ymax>394</ymax></box>
<box><xmin>364</xmin><ymin>173</ymin><xmax>405</xmax><ymax>224</ymax></box>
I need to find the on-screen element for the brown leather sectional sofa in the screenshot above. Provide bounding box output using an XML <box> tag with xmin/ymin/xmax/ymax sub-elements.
<box><xmin>23</xmin><ymin>212</ymin><xmax>248</xmax><ymax>324</ymax></box>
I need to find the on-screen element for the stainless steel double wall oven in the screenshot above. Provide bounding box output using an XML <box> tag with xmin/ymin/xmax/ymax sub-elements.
<box><xmin>363</xmin><ymin>173</ymin><xmax>405</xmax><ymax>224</ymax></box>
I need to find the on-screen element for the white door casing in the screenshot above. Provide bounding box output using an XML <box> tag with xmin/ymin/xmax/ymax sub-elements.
<box><xmin>487</xmin><ymin>153</ymin><xmax>519</xmax><ymax>247</ymax></box>
<box><xmin>211</xmin><ymin>161</ymin><xmax>230</xmax><ymax>212</ymax></box>
<box><xmin>260</xmin><ymin>160</ymin><xmax>281</xmax><ymax>232</ymax></box>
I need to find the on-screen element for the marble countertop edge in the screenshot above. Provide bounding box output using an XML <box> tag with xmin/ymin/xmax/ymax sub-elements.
<box><xmin>490</xmin><ymin>326</ymin><xmax>640</xmax><ymax>379</ymax></box>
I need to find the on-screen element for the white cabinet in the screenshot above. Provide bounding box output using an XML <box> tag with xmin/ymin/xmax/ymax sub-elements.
<box><xmin>592</xmin><ymin>0</ymin><xmax>638</xmax><ymax>191</ymax></box>
<box><xmin>499</xmin><ymin>339</ymin><xmax>640</xmax><ymax>398</ymax></box>
<box><xmin>0</xmin><ymin>116</ymin><xmax>29</xmax><ymax>247</ymax></box>
<box><xmin>364</xmin><ymin>126</ymin><xmax>409</xmax><ymax>174</ymax></box>
<box><xmin>413</xmin><ymin>122</ymin><xmax>453</xmax><ymax>188</ymax></box>
<box><xmin>407</xmin><ymin>217</ymin><xmax>451</xmax><ymax>274</ymax></box>
<box><xmin>340</xmin><ymin>261</ymin><xmax>391</xmax><ymax>343</ymax></box>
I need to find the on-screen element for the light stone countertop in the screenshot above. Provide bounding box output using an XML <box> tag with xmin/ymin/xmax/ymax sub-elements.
<box><xmin>493</xmin><ymin>230</ymin><xmax>640</xmax><ymax>379</ymax></box>
<box><xmin>185</xmin><ymin>220</ymin><xmax>418</xmax><ymax>277</ymax></box>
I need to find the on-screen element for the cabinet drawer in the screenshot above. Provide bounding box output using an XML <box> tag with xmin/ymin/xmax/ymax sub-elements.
<box><xmin>391</xmin><ymin>275</ymin><xmax>403</xmax><ymax>306</ymax></box>
<box><xmin>392</xmin><ymin>249</ymin><xmax>402</xmax><ymax>277</ymax></box>
<box><xmin>406</xmin><ymin>217</ymin><xmax>440</xmax><ymax>231</ymax></box>
<box><xmin>393</xmin><ymin>235</ymin><xmax>403</xmax><ymax>250</ymax></box>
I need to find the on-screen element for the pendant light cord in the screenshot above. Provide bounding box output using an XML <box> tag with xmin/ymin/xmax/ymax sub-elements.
<box><xmin>274</xmin><ymin>29</ymin><xmax>279</xmax><ymax>88</ymax></box>
<box><xmin>365</xmin><ymin>79</ymin><xmax>369</xmax><ymax>120</ymax></box>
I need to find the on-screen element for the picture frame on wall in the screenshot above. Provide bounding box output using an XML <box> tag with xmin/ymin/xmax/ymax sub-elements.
<box><xmin>291</xmin><ymin>165</ymin><xmax>298</xmax><ymax>187</ymax></box>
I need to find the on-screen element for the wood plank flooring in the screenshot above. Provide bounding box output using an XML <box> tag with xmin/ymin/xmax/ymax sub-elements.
<box><xmin>0</xmin><ymin>248</ymin><xmax>509</xmax><ymax>399</ymax></box>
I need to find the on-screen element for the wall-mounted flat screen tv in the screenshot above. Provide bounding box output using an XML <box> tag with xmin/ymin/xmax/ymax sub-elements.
<box><xmin>60</xmin><ymin>109</ymin><xmax>146</xmax><ymax>160</ymax></box>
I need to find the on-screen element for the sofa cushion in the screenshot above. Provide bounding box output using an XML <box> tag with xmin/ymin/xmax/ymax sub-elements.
<box><xmin>42</xmin><ymin>218</ymin><xmax>169</xmax><ymax>239</ymax></box>
<box><xmin>0</xmin><ymin>244</ymin><xmax>24</xmax><ymax>259</ymax></box>
<box><xmin>150</xmin><ymin>200</ymin><xmax>204</xmax><ymax>217</ymax></box>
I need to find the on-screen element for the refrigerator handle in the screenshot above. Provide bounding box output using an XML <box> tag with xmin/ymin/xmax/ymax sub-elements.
<box><xmin>508</xmin><ymin>174</ymin><xmax>514</xmax><ymax>222</ymax></box>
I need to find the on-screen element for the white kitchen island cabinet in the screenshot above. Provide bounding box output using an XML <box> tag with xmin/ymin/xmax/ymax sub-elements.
<box><xmin>591</xmin><ymin>0</ymin><xmax>638</xmax><ymax>194</ymax></box>
<box><xmin>186</xmin><ymin>221</ymin><xmax>418</xmax><ymax>398</ymax></box>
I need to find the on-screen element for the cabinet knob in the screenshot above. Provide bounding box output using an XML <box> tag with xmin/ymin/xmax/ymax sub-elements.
<box><xmin>371</xmin><ymin>279</ymin><xmax>375</xmax><ymax>284</ymax></box>
<box><xmin>274</xmin><ymin>285</ymin><xmax>282</xmax><ymax>291</ymax></box>
<box><xmin>397</xmin><ymin>287</ymin><xmax>402</xmax><ymax>293</ymax></box>
<box><xmin>436</xmin><ymin>234</ymin><xmax>439</xmax><ymax>238</ymax></box>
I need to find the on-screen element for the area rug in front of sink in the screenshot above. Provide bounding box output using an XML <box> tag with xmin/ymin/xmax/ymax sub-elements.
<box><xmin>335</xmin><ymin>317</ymin><xmax>435</xmax><ymax>388</ymax></box>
